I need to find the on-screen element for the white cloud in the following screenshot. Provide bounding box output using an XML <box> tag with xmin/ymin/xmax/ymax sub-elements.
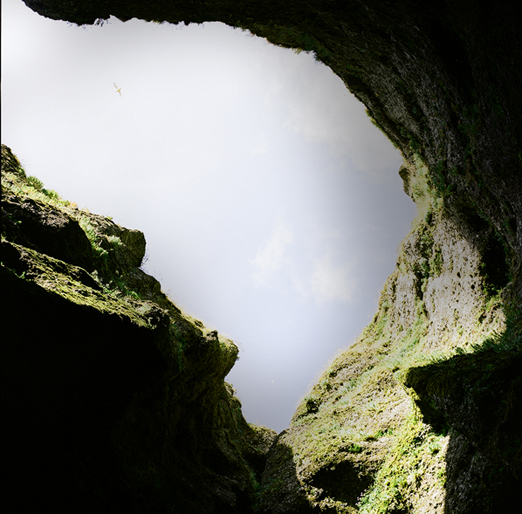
<box><xmin>297</xmin><ymin>255</ymin><xmax>355</xmax><ymax>304</ymax></box>
<box><xmin>251</xmin><ymin>133</ymin><xmax>269</xmax><ymax>156</ymax></box>
<box><xmin>251</xmin><ymin>223</ymin><xmax>294</xmax><ymax>287</ymax></box>
<box><xmin>252</xmin><ymin>224</ymin><xmax>356</xmax><ymax>304</ymax></box>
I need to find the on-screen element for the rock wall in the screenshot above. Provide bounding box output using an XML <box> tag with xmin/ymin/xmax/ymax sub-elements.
<box><xmin>257</xmin><ymin>181</ymin><xmax>519</xmax><ymax>512</ymax></box>
<box><xmin>7</xmin><ymin>1</ymin><xmax>522</xmax><ymax>512</ymax></box>
<box><xmin>1</xmin><ymin>145</ymin><xmax>276</xmax><ymax>513</ymax></box>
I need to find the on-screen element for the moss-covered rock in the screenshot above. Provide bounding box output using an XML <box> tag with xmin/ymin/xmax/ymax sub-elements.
<box><xmin>256</xmin><ymin>188</ymin><xmax>518</xmax><ymax>513</ymax></box>
<box><xmin>8</xmin><ymin>0</ymin><xmax>522</xmax><ymax>511</ymax></box>
<box><xmin>1</xmin><ymin>144</ymin><xmax>270</xmax><ymax>513</ymax></box>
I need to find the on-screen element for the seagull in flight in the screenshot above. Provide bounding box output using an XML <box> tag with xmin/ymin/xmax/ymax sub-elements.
<box><xmin>114</xmin><ymin>83</ymin><xmax>122</xmax><ymax>96</ymax></box>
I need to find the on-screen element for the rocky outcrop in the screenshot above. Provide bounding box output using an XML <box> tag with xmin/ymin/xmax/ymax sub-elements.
<box><xmin>1</xmin><ymin>145</ymin><xmax>276</xmax><ymax>513</ymax></box>
<box><xmin>8</xmin><ymin>0</ymin><xmax>522</xmax><ymax>512</ymax></box>
<box><xmin>403</xmin><ymin>349</ymin><xmax>522</xmax><ymax>512</ymax></box>
<box><xmin>256</xmin><ymin>191</ymin><xmax>519</xmax><ymax>513</ymax></box>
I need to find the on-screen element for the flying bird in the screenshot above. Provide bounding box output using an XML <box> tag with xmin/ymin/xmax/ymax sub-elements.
<box><xmin>114</xmin><ymin>83</ymin><xmax>122</xmax><ymax>96</ymax></box>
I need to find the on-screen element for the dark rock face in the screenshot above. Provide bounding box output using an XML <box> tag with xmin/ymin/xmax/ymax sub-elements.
<box><xmin>256</xmin><ymin>433</ymin><xmax>319</xmax><ymax>514</ymax></box>
<box><xmin>8</xmin><ymin>0</ymin><xmax>522</xmax><ymax>512</ymax></box>
<box><xmin>405</xmin><ymin>351</ymin><xmax>522</xmax><ymax>463</ymax></box>
<box><xmin>404</xmin><ymin>350</ymin><xmax>522</xmax><ymax>510</ymax></box>
<box><xmin>1</xmin><ymin>145</ymin><xmax>277</xmax><ymax>513</ymax></box>
<box><xmin>2</xmin><ymin>193</ymin><xmax>94</xmax><ymax>269</ymax></box>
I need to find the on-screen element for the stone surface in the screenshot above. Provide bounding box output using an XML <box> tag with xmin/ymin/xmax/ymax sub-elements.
<box><xmin>1</xmin><ymin>145</ymin><xmax>272</xmax><ymax>513</ymax></box>
<box><xmin>6</xmin><ymin>0</ymin><xmax>522</xmax><ymax>511</ymax></box>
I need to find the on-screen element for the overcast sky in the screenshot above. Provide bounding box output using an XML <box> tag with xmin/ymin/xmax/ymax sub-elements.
<box><xmin>2</xmin><ymin>0</ymin><xmax>417</xmax><ymax>432</ymax></box>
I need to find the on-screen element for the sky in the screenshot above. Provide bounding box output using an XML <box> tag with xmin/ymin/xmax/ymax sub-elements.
<box><xmin>2</xmin><ymin>0</ymin><xmax>417</xmax><ymax>432</ymax></box>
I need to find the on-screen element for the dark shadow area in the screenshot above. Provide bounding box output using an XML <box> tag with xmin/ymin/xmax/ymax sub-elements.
<box><xmin>255</xmin><ymin>432</ymin><xmax>320</xmax><ymax>514</ymax></box>
<box><xmin>0</xmin><ymin>264</ymin><xmax>168</xmax><ymax>513</ymax></box>
<box><xmin>311</xmin><ymin>459</ymin><xmax>373</xmax><ymax>506</ymax></box>
<box><xmin>404</xmin><ymin>318</ymin><xmax>522</xmax><ymax>513</ymax></box>
<box><xmin>256</xmin><ymin>428</ymin><xmax>376</xmax><ymax>513</ymax></box>
<box><xmin>0</xmin><ymin>258</ymin><xmax>261</xmax><ymax>514</ymax></box>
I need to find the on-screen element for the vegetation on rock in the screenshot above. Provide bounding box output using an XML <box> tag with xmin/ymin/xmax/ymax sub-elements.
<box><xmin>1</xmin><ymin>144</ymin><xmax>276</xmax><ymax>513</ymax></box>
<box><xmin>256</xmin><ymin>162</ymin><xmax>520</xmax><ymax>512</ymax></box>
<box><xmin>7</xmin><ymin>0</ymin><xmax>522</xmax><ymax>511</ymax></box>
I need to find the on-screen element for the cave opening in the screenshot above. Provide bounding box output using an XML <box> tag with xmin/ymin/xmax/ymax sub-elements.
<box><xmin>4</xmin><ymin>1</ymin><xmax>522</xmax><ymax>512</ymax></box>
<box><xmin>2</xmin><ymin>1</ymin><xmax>417</xmax><ymax>432</ymax></box>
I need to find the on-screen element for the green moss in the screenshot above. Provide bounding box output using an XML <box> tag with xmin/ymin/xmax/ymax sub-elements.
<box><xmin>2</xmin><ymin>153</ymin><xmax>77</xmax><ymax>212</ymax></box>
<box><xmin>357</xmin><ymin>411</ymin><xmax>447</xmax><ymax>514</ymax></box>
<box><xmin>78</xmin><ymin>216</ymin><xmax>109</xmax><ymax>258</ymax></box>
<box><xmin>3</xmin><ymin>241</ymin><xmax>154</xmax><ymax>328</ymax></box>
<box><xmin>26</xmin><ymin>175</ymin><xmax>44</xmax><ymax>190</ymax></box>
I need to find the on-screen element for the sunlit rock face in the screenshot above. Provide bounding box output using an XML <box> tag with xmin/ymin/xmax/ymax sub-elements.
<box><xmin>257</xmin><ymin>200</ymin><xmax>518</xmax><ymax>513</ymax></box>
<box><xmin>10</xmin><ymin>1</ymin><xmax>522</xmax><ymax>513</ymax></box>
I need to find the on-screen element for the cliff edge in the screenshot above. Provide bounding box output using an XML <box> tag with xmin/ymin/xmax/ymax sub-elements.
<box><xmin>1</xmin><ymin>144</ymin><xmax>276</xmax><ymax>513</ymax></box>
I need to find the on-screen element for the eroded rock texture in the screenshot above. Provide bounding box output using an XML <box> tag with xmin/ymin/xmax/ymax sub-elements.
<box><xmin>6</xmin><ymin>1</ymin><xmax>522</xmax><ymax>512</ymax></box>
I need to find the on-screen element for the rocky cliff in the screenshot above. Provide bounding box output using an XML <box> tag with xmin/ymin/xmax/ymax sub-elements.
<box><xmin>6</xmin><ymin>0</ymin><xmax>522</xmax><ymax>512</ymax></box>
<box><xmin>257</xmin><ymin>180</ymin><xmax>520</xmax><ymax>513</ymax></box>
<box><xmin>1</xmin><ymin>144</ymin><xmax>276</xmax><ymax>512</ymax></box>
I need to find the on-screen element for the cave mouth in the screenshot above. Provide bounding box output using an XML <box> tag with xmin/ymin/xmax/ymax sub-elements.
<box><xmin>3</xmin><ymin>4</ymin><xmax>417</xmax><ymax>432</ymax></box>
<box><xmin>5</xmin><ymin>2</ymin><xmax>522</xmax><ymax>513</ymax></box>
